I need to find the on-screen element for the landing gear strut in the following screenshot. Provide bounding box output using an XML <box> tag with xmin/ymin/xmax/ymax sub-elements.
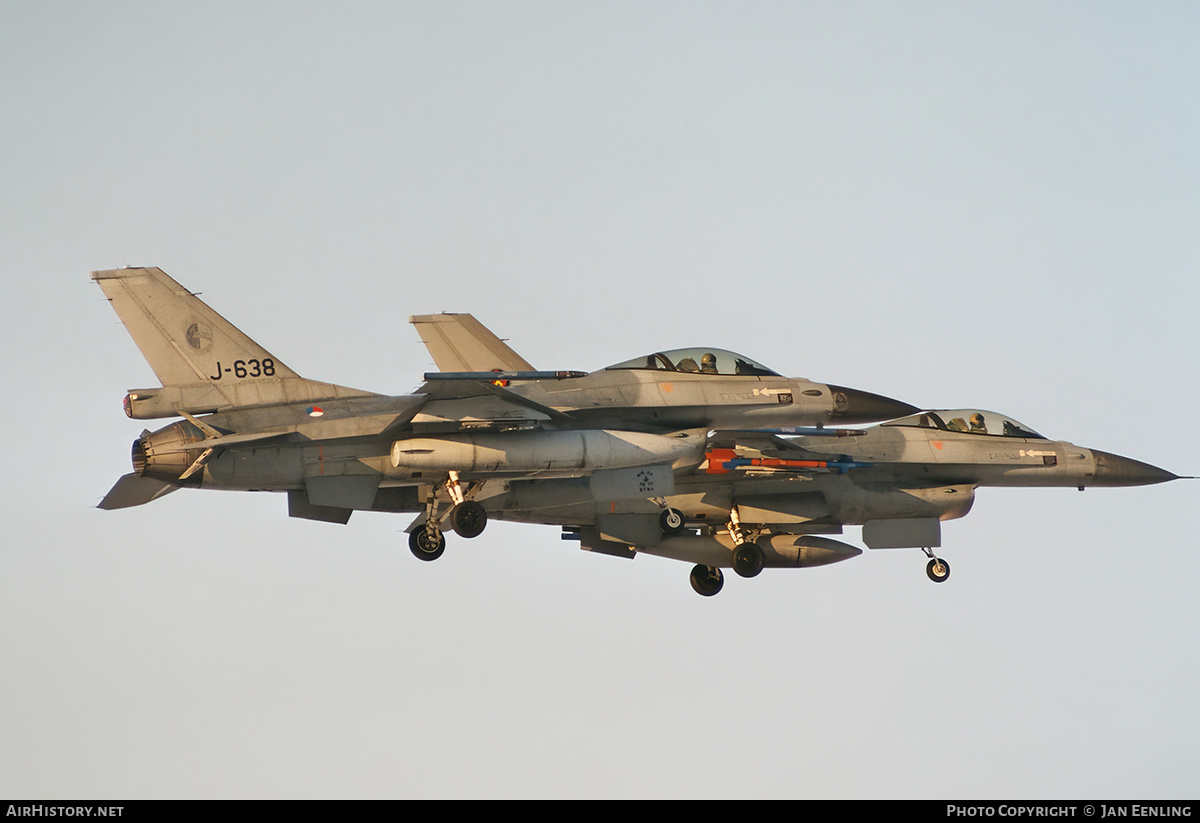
<box><xmin>409</xmin><ymin>484</ymin><xmax>450</xmax><ymax>561</ymax></box>
<box><xmin>446</xmin><ymin>472</ymin><xmax>488</xmax><ymax>538</ymax></box>
<box><xmin>727</xmin><ymin>504</ymin><xmax>764</xmax><ymax>578</ymax></box>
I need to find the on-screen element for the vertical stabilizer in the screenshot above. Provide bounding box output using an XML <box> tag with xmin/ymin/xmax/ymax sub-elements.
<box><xmin>93</xmin><ymin>267</ymin><xmax>374</xmax><ymax>417</ymax></box>
<box><xmin>93</xmin><ymin>267</ymin><xmax>299</xmax><ymax>384</ymax></box>
<box><xmin>409</xmin><ymin>312</ymin><xmax>535</xmax><ymax>372</ymax></box>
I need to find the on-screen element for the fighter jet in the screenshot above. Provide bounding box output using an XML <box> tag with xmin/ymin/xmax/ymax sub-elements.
<box><xmin>408</xmin><ymin>311</ymin><xmax>915</xmax><ymax>431</ymax></box>
<box><xmin>93</xmin><ymin>267</ymin><xmax>915</xmax><ymax>561</ymax></box>
<box><xmin>477</xmin><ymin>408</ymin><xmax>1181</xmax><ymax>595</ymax></box>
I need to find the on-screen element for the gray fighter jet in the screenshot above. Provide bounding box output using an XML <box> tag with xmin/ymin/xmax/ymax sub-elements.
<box><xmin>407</xmin><ymin>311</ymin><xmax>915</xmax><ymax>431</ymax></box>
<box><xmin>477</xmin><ymin>408</ymin><xmax>1181</xmax><ymax>595</ymax></box>
<box><xmin>93</xmin><ymin>267</ymin><xmax>915</xmax><ymax>559</ymax></box>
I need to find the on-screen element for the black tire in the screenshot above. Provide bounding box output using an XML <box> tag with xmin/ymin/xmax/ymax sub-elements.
<box><xmin>659</xmin><ymin>508</ymin><xmax>685</xmax><ymax>535</ymax></box>
<box><xmin>689</xmin><ymin>564</ymin><xmax>724</xmax><ymax>597</ymax></box>
<box><xmin>732</xmin><ymin>542</ymin><xmax>765</xmax><ymax>578</ymax></box>
<box><xmin>450</xmin><ymin>501</ymin><xmax>487</xmax><ymax>538</ymax></box>
<box><xmin>926</xmin><ymin>557</ymin><xmax>950</xmax><ymax>583</ymax></box>
<box><xmin>409</xmin><ymin>527</ymin><xmax>446</xmax><ymax>561</ymax></box>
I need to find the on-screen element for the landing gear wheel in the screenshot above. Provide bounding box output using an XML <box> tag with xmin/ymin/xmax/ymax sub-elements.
<box><xmin>690</xmin><ymin>564</ymin><xmax>724</xmax><ymax>597</ymax></box>
<box><xmin>408</xmin><ymin>528</ymin><xmax>446</xmax><ymax>561</ymax></box>
<box><xmin>659</xmin><ymin>508</ymin><xmax>685</xmax><ymax>535</ymax></box>
<box><xmin>450</xmin><ymin>500</ymin><xmax>487</xmax><ymax>538</ymax></box>
<box><xmin>926</xmin><ymin>557</ymin><xmax>950</xmax><ymax>583</ymax></box>
<box><xmin>732</xmin><ymin>542</ymin><xmax>765</xmax><ymax>578</ymax></box>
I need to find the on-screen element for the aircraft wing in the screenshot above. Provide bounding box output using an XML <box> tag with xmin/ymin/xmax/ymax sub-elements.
<box><xmin>409</xmin><ymin>313</ymin><xmax>535</xmax><ymax>372</ymax></box>
<box><xmin>412</xmin><ymin>378</ymin><xmax>575</xmax><ymax>428</ymax></box>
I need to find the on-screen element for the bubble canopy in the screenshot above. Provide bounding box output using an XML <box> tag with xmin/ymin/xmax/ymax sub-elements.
<box><xmin>604</xmin><ymin>348</ymin><xmax>780</xmax><ymax>377</ymax></box>
<box><xmin>882</xmin><ymin>410</ymin><xmax>1046</xmax><ymax>439</ymax></box>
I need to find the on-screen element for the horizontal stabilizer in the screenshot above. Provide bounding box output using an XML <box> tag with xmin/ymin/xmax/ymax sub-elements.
<box><xmin>98</xmin><ymin>473</ymin><xmax>179</xmax><ymax>510</ymax></box>
<box><xmin>409</xmin><ymin>313</ymin><xmax>535</xmax><ymax>372</ymax></box>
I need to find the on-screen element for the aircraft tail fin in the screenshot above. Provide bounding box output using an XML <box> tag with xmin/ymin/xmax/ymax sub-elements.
<box><xmin>93</xmin><ymin>267</ymin><xmax>374</xmax><ymax>418</ymax></box>
<box><xmin>409</xmin><ymin>312</ymin><xmax>535</xmax><ymax>372</ymax></box>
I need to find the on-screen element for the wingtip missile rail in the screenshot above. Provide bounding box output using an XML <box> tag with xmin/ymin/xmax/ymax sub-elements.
<box><xmin>423</xmin><ymin>370</ymin><xmax>590</xmax><ymax>382</ymax></box>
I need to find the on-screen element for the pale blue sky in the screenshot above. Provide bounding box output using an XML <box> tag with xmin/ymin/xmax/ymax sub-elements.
<box><xmin>2</xmin><ymin>1</ymin><xmax>1197</xmax><ymax>798</ymax></box>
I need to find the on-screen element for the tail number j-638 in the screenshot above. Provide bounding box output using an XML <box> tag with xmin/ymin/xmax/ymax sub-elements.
<box><xmin>210</xmin><ymin>359</ymin><xmax>276</xmax><ymax>380</ymax></box>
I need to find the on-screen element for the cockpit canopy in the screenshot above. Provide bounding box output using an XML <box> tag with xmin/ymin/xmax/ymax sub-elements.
<box><xmin>882</xmin><ymin>409</ymin><xmax>1046</xmax><ymax>439</ymax></box>
<box><xmin>605</xmin><ymin>348</ymin><xmax>780</xmax><ymax>377</ymax></box>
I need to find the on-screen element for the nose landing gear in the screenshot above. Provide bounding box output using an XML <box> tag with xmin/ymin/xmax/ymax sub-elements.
<box><xmin>922</xmin><ymin>548</ymin><xmax>950</xmax><ymax>583</ymax></box>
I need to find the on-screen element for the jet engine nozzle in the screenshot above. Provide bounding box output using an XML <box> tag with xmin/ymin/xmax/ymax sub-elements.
<box><xmin>131</xmin><ymin>420</ymin><xmax>207</xmax><ymax>485</ymax></box>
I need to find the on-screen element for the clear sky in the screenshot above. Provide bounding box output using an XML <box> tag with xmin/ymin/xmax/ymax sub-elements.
<box><xmin>2</xmin><ymin>0</ymin><xmax>1197</xmax><ymax>799</ymax></box>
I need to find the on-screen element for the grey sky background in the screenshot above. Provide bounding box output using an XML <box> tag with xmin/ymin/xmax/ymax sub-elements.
<box><xmin>2</xmin><ymin>1</ymin><xmax>1197</xmax><ymax>799</ymax></box>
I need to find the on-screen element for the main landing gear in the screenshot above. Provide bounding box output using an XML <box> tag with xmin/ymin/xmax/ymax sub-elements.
<box><xmin>690</xmin><ymin>564</ymin><xmax>724</xmax><ymax>597</ymax></box>
<box><xmin>727</xmin><ymin>505</ymin><xmax>764</xmax><ymax>578</ymax></box>
<box><xmin>408</xmin><ymin>525</ymin><xmax>446</xmax><ymax>561</ymax></box>
<box><xmin>450</xmin><ymin>500</ymin><xmax>487</xmax><ymax>538</ymax></box>
<box><xmin>732</xmin><ymin>543</ymin><xmax>764</xmax><ymax>578</ymax></box>
<box><xmin>445</xmin><ymin>471</ymin><xmax>488</xmax><ymax>538</ymax></box>
<box><xmin>922</xmin><ymin>548</ymin><xmax>950</xmax><ymax>583</ymax></box>
<box><xmin>407</xmin><ymin>472</ymin><xmax>488</xmax><ymax>561</ymax></box>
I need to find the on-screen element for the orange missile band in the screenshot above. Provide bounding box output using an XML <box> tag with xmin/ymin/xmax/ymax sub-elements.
<box><xmin>705</xmin><ymin>448</ymin><xmax>836</xmax><ymax>474</ymax></box>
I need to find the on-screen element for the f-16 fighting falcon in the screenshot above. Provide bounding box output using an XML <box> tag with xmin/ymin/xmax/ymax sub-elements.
<box><xmin>92</xmin><ymin>267</ymin><xmax>915</xmax><ymax>582</ymax></box>
<box><xmin>94</xmin><ymin>268</ymin><xmax>1180</xmax><ymax>595</ymax></box>
<box><xmin>479</xmin><ymin>409</ymin><xmax>1180</xmax><ymax>595</ymax></box>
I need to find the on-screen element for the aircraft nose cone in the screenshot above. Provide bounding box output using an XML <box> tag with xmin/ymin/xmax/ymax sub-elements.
<box><xmin>826</xmin><ymin>385</ymin><xmax>919</xmax><ymax>424</ymax></box>
<box><xmin>1091</xmin><ymin>450</ymin><xmax>1178</xmax><ymax>486</ymax></box>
